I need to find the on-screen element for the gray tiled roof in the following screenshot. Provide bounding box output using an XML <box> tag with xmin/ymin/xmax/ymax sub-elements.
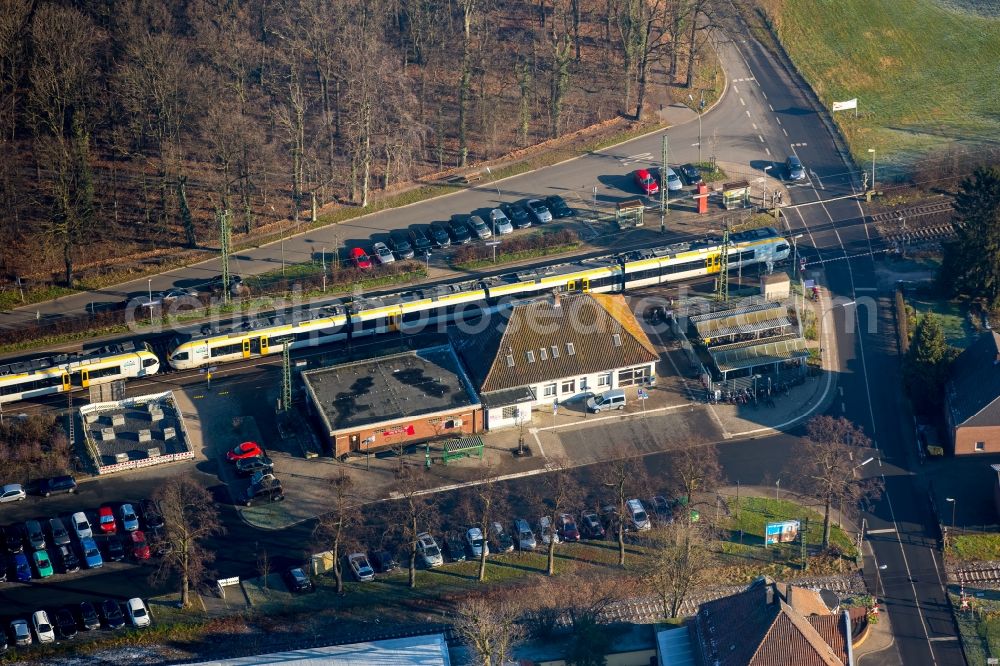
<box><xmin>450</xmin><ymin>293</ymin><xmax>658</xmax><ymax>394</ymax></box>
<box><xmin>948</xmin><ymin>332</ymin><xmax>1000</xmax><ymax>427</ymax></box>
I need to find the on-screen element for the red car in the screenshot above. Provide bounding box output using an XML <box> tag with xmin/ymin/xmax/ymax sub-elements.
<box><xmin>226</xmin><ymin>441</ymin><xmax>263</xmax><ymax>462</ymax></box>
<box><xmin>130</xmin><ymin>530</ymin><xmax>151</xmax><ymax>560</ymax></box>
<box><xmin>634</xmin><ymin>168</ymin><xmax>659</xmax><ymax>196</ymax></box>
<box><xmin>558</xmin><ymin>513</ymin><xmax>581</xmax><ymax>542</ymax></box>
<box><xmin>98</xmin><ymin>506</ymin><xmax>117</xmax><ymax>535</ymax></box>
<box><xmin>350</xmin><ymin>247</ymin><xmax>372</xmax><ymax>270</ymax></box>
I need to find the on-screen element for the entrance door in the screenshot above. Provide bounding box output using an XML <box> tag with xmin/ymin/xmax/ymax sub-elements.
<box><xmin>80</xmin><ymin>369</ymin><xmax>90</xmax><ymax>388</ymax></box>
<box><xmin>387</xmin><ymin>315</ymin><xmax>400</xmax><ymax>333</ymax></box>
<box><xmin>582</xmin><ymin>277</ymin><xmax>591</xmax><ymax>292</ymax></box>
<box><xmin>567</xmin><ymin>280</ymin><xmax>576</xmax><ymax>292</ymax></box>
<box><xmin>260</xmin><ymin>336</ymin><xmax>269</xmax><ymax>355</ymax></box>
<box><xmin>242</xmin><ymin>339</ymin><xmax>251</xmax><ymax>359</ymax></box>
<box><xmin>61</xmin><ymin>374</ymin><xmax>70</xmax><ymax>392</ymax></box>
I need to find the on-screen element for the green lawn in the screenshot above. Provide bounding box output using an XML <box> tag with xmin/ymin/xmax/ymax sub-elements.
<box><xmin>906</xmin><ymin>293</ymin><xmax>975</xmax><ymax>348</ymax></box>
<box><xmin>774</xmin><ymin>0</ymin><xmax>1000</xmax><ymax>174</ymax></box>
<box><xmin>951</xmin><ymin>534</ymin><xmax>1000</xmax><ymax>562</ymax></box>
<box><xmin>722</xmin><ymin>496</ymin><xmax>857</xmax><ymax>557</ymax></box>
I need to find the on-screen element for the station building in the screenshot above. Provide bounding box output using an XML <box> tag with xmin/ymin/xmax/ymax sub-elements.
<box><xmin>301</xmin><ymin>344</ymin><xmax>482</xmax><ymax>458</ymax></box>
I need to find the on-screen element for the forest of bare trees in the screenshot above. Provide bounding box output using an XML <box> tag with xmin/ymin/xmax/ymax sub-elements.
<box><xmin>0</xmin><ymin>0</ymin><xmax>714</xmax><ymax>290</ymax></box>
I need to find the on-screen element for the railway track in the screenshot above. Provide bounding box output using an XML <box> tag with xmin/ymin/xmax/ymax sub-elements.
<box><xmin>952</xmin><ymin>566</ymin><xmax>1000</xmax><ymax>586</ymax></box>
<box><xmin>869</xmin><ymin>200</ymin><xmax>955</xmax><ymax>225</ymax></box>
<box><xmin>870</xmin><ymin>200</ymin><xmax>959</xmax><ymax>245</ymax></box>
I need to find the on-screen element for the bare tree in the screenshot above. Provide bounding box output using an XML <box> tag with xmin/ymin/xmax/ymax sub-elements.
<box><xmin>539</xmin><ymin>457</ymin><xmax>582</xmax><ymax>575</ymax></box>
<box><xmin>453</xmin><ymin>591</ymin><xmax>526</xmax><ymax>666</ymax></box>
<box><xmin>392</xmin><ymin>471</ymin><xmax>439</xmax><ymax>588</ymax></box>
<box><xmin>789</xmin><ymin>416</ymin><xmax>882</xmax><ymax>548</ymax></box>
<box><xmin>598</xmin><ymin>443</ymin><xmax>650</xmax><ymax>567</ymax></box>
<box><xmin>470</xmin><ymin>462</ymin><xmax>507</xmax><ymax>582</ymax></box>
<box><xmin>153</xmin><ymin>477</ymin><xmax>225</xmax><ymax>608</ymax></box>
<box><xmin>642</xmin><ymin>519</ymin><xmax>714</xmax><ymax>618</ymax></box>
<box><xmin>312</xmin><ymin>469</ymin><xmax>362</xmax><ymax>594</ymax></box>
<box><xmin>668</xmin><ymin>444</ymin><xmax>724</xmax><ymax>507</ymax></box>
<box><xmin>257</xmin><ymin>547</ymin><xmax>272</xmax><ymax>591</ymax></box>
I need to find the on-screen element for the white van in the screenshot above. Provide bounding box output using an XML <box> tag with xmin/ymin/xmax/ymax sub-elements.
<box><xmin>626</xmin><ymin>499</ymin><xmax>651</xmax><ymax>531</ymax></box>
<box><xmin>587</xmin><ymin>389</ymin><xmax>626</xmax><ymax>413</ymax></box>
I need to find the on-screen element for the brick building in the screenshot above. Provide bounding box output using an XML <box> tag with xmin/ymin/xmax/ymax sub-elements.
<box><xmin>946</xmin><ymin>331</ymin><xmax>1000</xmax><ymax>455</ymax></box>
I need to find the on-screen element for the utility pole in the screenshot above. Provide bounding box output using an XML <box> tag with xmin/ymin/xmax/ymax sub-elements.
<box><xmin>659</xmin><ymin>135</ymin><xmax>668</xmax><ymax>234</ymax></box>
<box><xmin>715</xmin><ymin>219</ymin><xmax>730</xmax><ymax>302</ymax></box>
<box><xmin>321</xmin><ymin>246</ymin><xmax>327</xmax><ymax>293</ymax></box>
<box><xmin>277</xmin><ymin>336</ymin><xmax>294</xmax><ymax>412</ymax></box>
<box><xmin>219</xmin><ymin>209</ymin><xmax>232</xmax><ymax>305</ymax></box>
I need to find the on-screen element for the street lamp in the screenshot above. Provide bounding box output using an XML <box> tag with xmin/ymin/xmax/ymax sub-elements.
<box><xmin>946</xmin><ymin>497</ymin><xmax>957</xmax><ymax>531</ymax></box>
<box><xmin>485</xmin><ymin>166</ymin><xmax>502</xmax><ymax>202</ymax></box>
<box><xmin>867</xmin><ymin>148</ymin><xmax>876</xmax><ymax>192</ymax></box>
<box><xmin>321</xmin><ymin>246</ymin><xmax>326</xmax><ymax>293</ymax></box>
<box><xmin>689</xmin><ymin>93</ymin><xmax>704</xmax><ymax>164</ymax></box>
<box><xmin>791</xmin><ymin>233</ymin><xmax>804</xmax><ymax>335</ymax></box>
<box><xmin>763</xmin><ymin>165</ymin><xmax>773</xmax><ymax>207</ymax></box>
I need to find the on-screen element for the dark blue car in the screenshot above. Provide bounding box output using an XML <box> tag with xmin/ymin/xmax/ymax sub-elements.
<box><xmin>13</xmin><ymin>551</ymin><xmax>30</xmax><ymax>582</ymax></box>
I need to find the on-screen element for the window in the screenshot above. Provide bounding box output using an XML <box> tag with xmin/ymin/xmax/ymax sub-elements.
<box><xmin>579</xmin><ymin>377</ymin><xmax>588</xmax><ymax>391</ymax></box>
<box><xmin>502</xmin><ymin>406</ymin><xmax>520</xmax><ymax>420</ymax></box>
<box><xmin>505</xmin><ymin>354</ymin><xmax>515</xmax><ymax>368</ymax></box>
<box><xmin>976</xmin><ymin>441</ymin><xmax>986</xmax><ymax>452</ymax></box>
<box><xmin>539</xmin><ymin>348</ymin><xmax>548</xmax><ymax>360</ymax></box>
<box><xmin>561</xmin><ymin>379</ymin><xmax>575</xmax><ymax>394</ymax></box>
<box><xmin>612</xmin><ymin>333</ymin><xmax>622</xmax><ymax>347</ymax></box>
<box><xmin>566</xmin><ymin>342</ymin><xmax>576</xmax><ymax>356</ymax></box>
<box><xmin>526</xmin><ymin>350</ymin><xmax>535</xmax><ymax>363</ymax></box>
<box><xmin>543</xmin><ymin>384</ymin><xmax>557</xmax><ymax>397</ymax></box>
<box><xmin>597</xmin><ymin>373</ymin><xmax>611</xmax><ymax>387</ymax></box>
<box><xmin>142</xmin><ymin>358</ymin><xmax>158</xmax><ymax>368</ymax></box>
<box><xmin>551</xmin><ymin>345</ymin><xmax>560</xmax><ymax>358</ymax></box>
<box><xmin>618</xmin><ymin>366</ymin><xmax>651</xmax><ymax>387</ymax></box>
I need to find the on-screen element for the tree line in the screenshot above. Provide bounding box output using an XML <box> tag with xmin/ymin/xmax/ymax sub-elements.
<box><xmin>0</xmin><ymin>0</ymin><xmax>717</xmax><ymax>289</ymax></box>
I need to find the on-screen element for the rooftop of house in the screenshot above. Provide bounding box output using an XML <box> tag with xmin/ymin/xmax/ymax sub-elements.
<box><xmin>948</xmin><ymin>331</ymin><xmax>1000</xmax><ymax>428</ymax></box>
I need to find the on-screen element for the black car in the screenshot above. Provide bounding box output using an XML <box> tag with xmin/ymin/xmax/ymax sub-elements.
<box><xmin>243</xmin><ymin>478</ymin><xmax>284</xmax><ymax>507</ymax></box>
<box><xmin>235</xmin><ymin>455</ymin><xmax>274</xmax><ymax>478</ymax></box>
<box><xmin>53</xmin><ymin>606</ymin><xmax>78</xmax><ymax>639</ymax></box>
<box><xmin>447</xmin><ymin>218</ymin><xmax>472</xmax><ymax>245</ymax></box>
<box><xmin>786</xmin><ymin>155</ymin><xmax>806</xmax><ymax>181</ymax></box>
<box><xmin>139</xmin><ymin>499</ymin><xmax>164</xmax><ymax>532</ymax></box>
<box><xmin>283</xmin><ymin>567</ymin><xmax>314</xmax><ymax>593</ymax></box>
<box><xmin>39</xmin><ymin>475</ymin><xmax>77</xmax><ymax>497</ymax></box>
<box><xmin>24</xmin><ymin>520</ymin><xmax>45</xmax><ymax>551</ymax></box>
<box><xmin>428</xmin><ymin>221</ymin><xmax>452</xmax><ymax>248</ymax></box>
<box><xmin>3</xmin><ymin>524</ymin><xmax>25</xmax><ymax>554</ymax></box>
<box><xmin>78</xmin><ymin>602</ymin><xmax>101</xmax><ymax>631</ymax></box>
<box><xmin>56</xmin><ymin>543</ymin><xmax>80</xmax><ymax>573</ymax></box>
<box><xmin>207</xmin><ymin>274</ymin><xmax>243</xmax><ymax>295</ymax></box>
<box><xmin>370</xmin><ymin>549</ymin><xmax>399</xmax><ymax>573</ymax></box>
<box><xmin>443</xmin><ymin>533</ymin><xmax>466</xmax><ymax>562</ymax></box>
<box><xmin>500</xmin><ymin>203</ymin><xmax>532</xmax><ymax>229</ymax></box>
<box><xmin>388</xmin><ymin>229</ymin><xmax>415</xmax><ymax>259</ymax></box>
<box><xmin>99</xmin><ymin>599</ymin><xmax>126</xmax><ymax>630</ymax></box>
<box><xmin>103</xmin><ymin>536</ymin><xmax>125</xmax><ymax>562</ymax></box>
<box><xmin>679</xmin><ymin>163</ymin><xmax>702</xmax><ymax>185</ymax></box>
<box><xmin>409</xmin><ymin>227</ymin><xmax>433</xmax><ymax>254</ymax></box>
<box><xmin>544</xmin><ymin>195</ymin><xmax>574</xmax><ymax>218</ymax></box>
<box><xmin>580</xmin><ymin>512</ymin><xmax>605</xmax><ymax>539</ymax></box>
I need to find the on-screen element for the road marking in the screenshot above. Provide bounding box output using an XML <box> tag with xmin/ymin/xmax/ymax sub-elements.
<box><xmin>775</xmin><ymin>117</ymin><xmax>781</xmax><ymax>125</ymax></box>
<box><xmin>620</xmin><ymin>152</ymin><xmax>653</xmax><ymax>167</ymax></box>
<box><xmin>782</xmin><ymin>128</ymin><xmax>788</xmax><ymax>136</ymax></box>
<box><xmin>740</xmin><ymin>97</ymin><xmax>746</xmax><ymax>106</ymax></box>
<box><xmin>768</xmin><ymin>104</ymin><xmax>774</xmax><ymax>112</ymax></box>
<box><xmin>733</xmin><ymin>85</ymin><xmax>740</xmax><ymax>94</ymax></box>
<box><xmin>752</xmin><ymin>123</ymin><xmax>758</xmax><ymax>130</ymax></box>
<box><xmin>529</xmin><ymin>427</ymin><xmax>547</xmax><ymax>457</ymax></box>
<box><xmin>928</xmin><ymin>637</ymin><xmax>959</xmax><ymax>643</ymax></box>
<box><xmin>867</xmin><ymin>528</ymin><xmax>897</xmax><ymax>534</ymax></box>
<box><xmin>764</xmin><ymin>148</ymin><xmax>770</xmax><ymax>156</ymax></box>
<box><xmin>761</xmin><ymin>91</ymin><xmax>767</xmax><ymax>99</ymax></box>
<box><xmin>841</xmin><ymin>402</ymin><xmax>846</xmax><ymax>412</ymax></box>
<box><xmin>745</xmin><ymin>110</ymin><xmax>751</xmax><ymax>118</ymax></box>
<box><xmin>810</xmin><ymin>170</ymin><xmax>825</xmax><ymax>190</ymax></box>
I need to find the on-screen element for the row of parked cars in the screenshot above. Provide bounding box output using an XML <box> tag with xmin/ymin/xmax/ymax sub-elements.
<box><xmin>633</xmin><ymin>164</ymin><xmax>704</xmax><ymax>197</ymax></box>
<box><xmin>0</xmin><ymin>475</ymin><xmax>80</xmax><ymax>504</ymax></box>
<box><xmin>1</xmin><ymin>498</ymin><xmax>166</xmax><ymax>582</ymax></box>
<box><xmin>4</xmin><ymin>598</ymin><xmax>151</xmax><ymax>651</ymax></box>
<box><xmin>349</xmin><ymin>195</ymin><xmax>576</xmax><ymax>268</ymax></box>
<box><xmin>224</xmin><ymin>441</ymin><xmax>285</xmax><ymax>507</ymax></box>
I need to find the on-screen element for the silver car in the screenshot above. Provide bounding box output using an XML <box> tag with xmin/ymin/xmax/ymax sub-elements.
<box><xmin>538</xmin><ymin>515</ymin><xmax>560</xmax><ymax>545</ymax></box>
<box><xmin>525</xmin><ymin>199</ymin><xmax>552</xmax><ymax>224</ymax></box>
<box><xmin>489</xmin><ymin>209</ymin><xmax>513</xmax><ymax>235</ymax></box>
<box><xmin>513</xmin><ymin>518</ymin><xmax>536</xmax><ymax>551</ymax></box>
<box><xmin>469</xmin><ymin>215</ymin><xmax>492</xmax><ymax>240</ymax></box>
<box><xmin>416</xmin><ymin>532</ymin><xmax>443</xmax><ymax>568</ymax></box>
<box><xmin>347</xmin><ymin>552</ymin><xmax>375</xmax><ymax>581</ymax></box>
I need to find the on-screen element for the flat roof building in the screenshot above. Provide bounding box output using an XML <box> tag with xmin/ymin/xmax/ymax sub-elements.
<box><xmin>302</xmin><ymin>345</ymin><xmax>482</xmax><ymax>458</ymax></box>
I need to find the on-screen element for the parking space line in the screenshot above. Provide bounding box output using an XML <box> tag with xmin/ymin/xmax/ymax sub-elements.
<box><xmin>529</xmin><ymin>427</ymin><xmax>547</xmax><ymax>457</ymax></box>
<box><xmin>535</xmin><ymin>402</ymin><xmax>691</xmax><ymax>433</ymax></box>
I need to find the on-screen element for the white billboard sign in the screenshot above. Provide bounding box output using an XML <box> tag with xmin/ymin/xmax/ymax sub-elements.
<box><xmin>832</xmin><ymin>98</ymin><xmax>858</xmax><ymax>112</ymax></box>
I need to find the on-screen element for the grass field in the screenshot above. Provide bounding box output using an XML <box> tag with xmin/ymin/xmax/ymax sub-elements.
<box><xmin>950</xmin><ymin>533</ymin><xmax>1000</xmax><ymax>562</ymax></box>
<box><xmin>772</xmin><ymin>0</ymin><xmax>1000</xmax><ymax>174</ymax></box>
<box><xmin>722</xmin><ymin>496</ymin><xmax>857</xmax><ymax>556</ymax></box>
<box><xmin>906</xmin><ymin>291</ymin><xmax>976</xmax><ymax>348</ymax></box>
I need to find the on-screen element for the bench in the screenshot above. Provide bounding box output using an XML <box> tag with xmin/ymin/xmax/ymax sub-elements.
<box><xmin>442</xmin><ymin>435</ymin><xmax>484</xmax><ymax>465</ymax></box>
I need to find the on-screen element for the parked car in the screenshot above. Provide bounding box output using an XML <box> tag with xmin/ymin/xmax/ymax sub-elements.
<box><xmin>235</xmin><ymin>455</ymin><xmax>273</xmax><ymax>478</ymax></box>
<box><xmin>12</xmin><ymin>552</ymin><xmax>30</xmax><ymax>581</ymax></box>
<box><xmin>147</xmin><ymin>530</ymin><xmax>172</xmax><ymax>557</ymax></box>
<box><xmin>444</xmin><ymin>533</ymin><xmax>466</xmax><ymax>562</ymax></box>
<box><xmin>53</xmin><ymin>607</ymin><xmax>78</xmax><ymax>639</ymax></box>
<box><xmin>56</xmin><ymin>543</ymin><xmax>80</xmax><ymax>573</ymax></box>
<box><xmin>0</xmin><ymin>483</ymin><xmax>25</xmax><ymax>503</ymax></box>
<box><xmin>428</xmin><ymin>221</ymin><xmax>452</xmax><ymax>247</ymax></box>
<box><xmin>350</xmin><ymin>246</ymin><xmax>373</xmax><ymax>269</ymax></box>
<box><xmin>24</xmin><ymin>520</ymin><xmax>45</xmax><ymax>551</ymax></box>
<box><xmin>525</xmin><ymin>199</ymin><xmax>552</xmax><ymax>224</ymax></box>
<box><xmin>786</xmin><ymin>155</ymin><xmax>806</xmax><ymax>181</ymax></box>
<box><xmin>372</xmin><ymin>241</ymin><xmax>396</xmax><ymax>265</ymax></box>
<box><xmin>243</xmin><ymin>477</ymin><xmax>284</xmax><ymax>506</ymax></box>
<box><xmin>489</xmin><ymin>209</ymin><xmax>513</xmax><ymax>235</ymax></box>
<box><xmin>662</xmin><ymin>167</ymin><xmax>683</xmax><ymax>192</ymax></box>
<box><xmin>600</xmin><ymin>504</ymin><xmax>622</xmax><ymax>533</ymax></box>
<box><xmin>544</xmin><ymin>195</ymin><xmax>574</xmax><ymax>218</ymax></box>
<box><xmin>103</xmin><ymin>536</ymin><xmax>126</xmax><ymax>562</ymax></box>
<box><xmin>77</xmin><ymin>602</ymin><xmax>101</xmax><ymax>631</ymax></box>
<box><xmin>408</xmin><ymin>227</ymin><xmax>433</xmax><ymax>254</ymax></box>
<box><xmin>388</xmin><ymin>229</ymin><xmax>416</xmax><ymax>259</ymax></box>
<box><xmin>500</xmin><ymin>203</ymin><xmax>531</xmax><ymax>229</ymax></box>
<box><xmin>119</xmin><ymin>504</ymin><xmax>140</xmax><ymax>532</ymax></box>
<box><xmin>98</xmin><ymin>507</ymin><xmax>117</xmax><ymax>535</ymax></box>
<box><xmin>126</xmin><ymin>598</ymin><xmax>150</xmax><ymax>627</ymax></box>
<box><xmin>4</xmin><ymin>524</ymin><xmax>25</xmax><ymax>554</ymax></box>
<box><xmin>227</xmin><ymin>441</ymin><xmax>263</xmax><ymax>461</ymax></box>
<box><xmin>679</xmin><ymin>163</ymin><xmax>702</xmax><ymax>185</ymax></box>
<box><xmin>447</xmin><ymin>218</ymin><xmax>473</xmax><ymax>244</ymax></box>
<box><xmin>9</xmin><ymin>619</ymin><xmax>30</xmax><ymax>646</ymax></box>
<box><xmin>580</xmin><ymin>512</ymin><xmax>606</xmax><ymax>540</ymax></box>
<box><xmin>557</xmin><ymin>514</ymin><xmax>580</xmax><ymax>542</ymax></box>
<box><xmin>99</xmin><ymin>599</ymin><xmax>125</xmax><ymax>630</ymax></box>
<box><xmin>79</xmin><ymin>536</ymin><xmax>103</xmax><ymax>568</ymax></box>
<box><xmin>468</xmin><ymin>215</ymin><xmax>492</xmax><ymax>240</ymax></box>
<box><xmin>207</xmin><ymin>274</ymin><xmax>244</xmax><ymax>296</ymax></box>
<box><xmin>38</xmin><ymin>475</ymin><xmax>76</xmax><ymax>497</ymax></box>
<box><xmin>139</xmin><ymin>499</ymin><xmax>165</xmax><ymax>532</ymax></box>
<box><xmin>31</xmin><ymin>610</ymin><xmax>54</xmax><ymax>643</ymax></box>
<box><xmin>650</xmin><ymin>496</ymin><xmax>672</xmax><ymax>523</ymax></box>
<box><xmin>284</xmin><ymin>567</ymin><xmax>314</xmax><ymax>593</ymax></box>
<box><xmin>626</xmin><ymin>499</ymin><xmax>651</xmax><ymax>531</ymax></box>
<box><xmin>48</xmin><ymin>517</ymin><xmax>71</xmax><ymax>546</ymax></box>
<box><xmin>347</xmin><ymin>552</ymin><xmax>375</xmax><ymax>581</ymax></box>
<box><xmin>513</xmin><ymin>518</ymin><xmax>537</xmax><ymax>551</ymax></box>
<box><xmin>370</xmin><ymin>549</ymin><xmax>399</xmax><ymax>574</ymax></box>
<box><xmin>465</xmin><ymin>527</ymin><xmax>489</xmax><ymax>558</ymax></box>
<box><xmin>416</xmin><ymin>533</ymin><xmax>443</xmax><ymax>568</ymax></box>
<box><xmin>538</xmin><ymin>516</ymin><xmax>560</xmax><ymax>545</ymax></box>
<box><xmin>130</xmin><ymin>530</ymin><xmax>151</xmax><ymax>560</ymax></box>
<box><xmin>489</xmin><ymin>521</ymin><xmax>514</xmax><ymax>553</ymax></box>
<box><xmin>32</xmin><ymin>549</ymin><xmax>53</xmax><ymax>578</ymax></box>
<box><xmin>71</xmin><ymin>512</ymin><xmax>92</xmax><ymax>540</ymax></box>
<box><xmin>634</xmin><ymin>168</ymin><xmax>659</xmax><ymax>196</ymax></box>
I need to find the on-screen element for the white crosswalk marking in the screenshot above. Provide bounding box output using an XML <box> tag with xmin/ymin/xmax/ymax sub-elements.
<box><xmin>619</xmin><ymin>152</ymin><xmax>653</xmax><ymax>167</ymax></box>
